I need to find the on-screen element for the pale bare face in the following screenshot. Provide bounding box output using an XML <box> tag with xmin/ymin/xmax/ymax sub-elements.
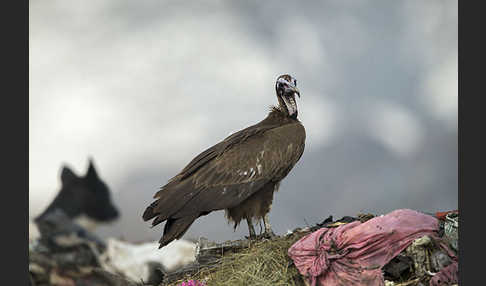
<box><xmin>275</xmin><ymin>74</ymin><xmax>300</xmax><ymax>118</ymax></box>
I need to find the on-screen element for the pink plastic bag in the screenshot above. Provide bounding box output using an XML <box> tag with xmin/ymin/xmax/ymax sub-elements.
<box><xmin>288</xmin><ymin>209</ymin><xmax>455</xmax><ymax>286</ymax></box>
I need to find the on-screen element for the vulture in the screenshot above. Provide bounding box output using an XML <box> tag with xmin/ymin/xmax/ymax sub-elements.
<box><xmin>143</xmin><ymin>74</ymin><xmax>306</xmax><ymax>248</ymax></box>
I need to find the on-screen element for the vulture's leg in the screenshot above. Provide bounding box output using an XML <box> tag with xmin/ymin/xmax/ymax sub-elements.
<box><xmin>263</xmin><ymin>213</ymin><xmax>276</xmax><ymax>238</ymax></box>
<box><xmin>246</xmin><ymin>218</ymin><xmax>256</xmax><ymax>238</ymax></box>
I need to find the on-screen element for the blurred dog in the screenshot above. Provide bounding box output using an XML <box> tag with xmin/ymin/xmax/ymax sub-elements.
<box><xmin>30</xmin><ymin>159</ymin><xmax>119</xmax><ymax>241</ymax></box>
<box><xmin>29</xmin><ymin>159</ymin><xmax>196</xmax><ymax>285</ymax></box>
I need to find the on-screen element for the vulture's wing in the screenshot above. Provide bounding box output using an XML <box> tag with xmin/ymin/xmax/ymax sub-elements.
<box><xmin>143</xmin><ymin>121</ymin><xmax>305</xmax><ymax>223</ymax></box>
<box><xmin>173</xmin><ymin>122</ymin><xmax>279</xmax><ymax>182</ymax></box>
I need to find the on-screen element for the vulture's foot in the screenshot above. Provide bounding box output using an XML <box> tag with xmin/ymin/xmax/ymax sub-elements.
<box><xmin>251</xmin><ymin>229</ymin><xmax>276</xmax><ymax>240</ymax></box>
<box><xmin>262</xmin><ymin>229</ymin><xmax>277</xmax><ymax>239</ymax></box>
<box><xmin>262</xmin><ymin>214</ymin><xmax>277</xmax><ymax>239</ymax></box>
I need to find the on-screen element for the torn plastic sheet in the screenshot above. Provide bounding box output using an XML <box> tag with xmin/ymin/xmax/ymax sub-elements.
<box><xmin>288</xmin><ymin>209</ymin><xmax>457</xmax><ymax>286</ymax></box>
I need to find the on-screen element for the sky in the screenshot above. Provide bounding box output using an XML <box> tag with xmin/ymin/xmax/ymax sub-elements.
<box><xmin>29</xmin><ymin>0</ymin><xmax>457</xmax><ymax>243</ymax></box>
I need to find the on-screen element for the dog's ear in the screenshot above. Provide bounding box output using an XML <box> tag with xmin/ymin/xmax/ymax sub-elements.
<box><xmin>86</xmin><ymin>157</ymin><xmax>99</xmax><ymax>180</ymax></box>
<box><xmin>60</xmin><ymin>166</ymin><xmax>78</xmax><ymax>185</ymax></box>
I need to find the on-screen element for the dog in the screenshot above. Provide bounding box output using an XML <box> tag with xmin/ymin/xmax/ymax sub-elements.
<box><xmin>30</xmin><ymin>158</ymin><xmax>119</xmax><ymax>241</ymax></box>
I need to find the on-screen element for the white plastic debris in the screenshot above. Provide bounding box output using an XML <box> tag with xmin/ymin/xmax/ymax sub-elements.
<box><xmin>444</xmin><ymin>212</ymin><xmax>458</xmax><ymax>252</ymax></box>
<box><xmin>100</xmin><ymin>238</ymin><xmax>196</xmax><ymax>282</ymax></box>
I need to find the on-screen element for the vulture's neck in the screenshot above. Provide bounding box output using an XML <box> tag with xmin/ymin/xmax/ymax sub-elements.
<box><xmin>267</xmin><ymin>106</ymin><xmax>299</xmax><ymax>124</ymax></box>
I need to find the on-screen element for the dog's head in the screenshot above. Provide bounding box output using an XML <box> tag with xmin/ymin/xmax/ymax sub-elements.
<box><xmin>36</xmin><ymin>158</ymin><xmax>119</xmax><ymax>230</ymax></box>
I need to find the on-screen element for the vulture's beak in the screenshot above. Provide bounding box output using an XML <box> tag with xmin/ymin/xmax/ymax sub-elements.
<box><xmin>282</xmin><ymin>84</ymin><xmax>300</xmax><ymax>98</ymax></box>
<box><xmin>293</xmin><ymin>87</ymin><xmax>300</xmax><ymax>98</ymax></box>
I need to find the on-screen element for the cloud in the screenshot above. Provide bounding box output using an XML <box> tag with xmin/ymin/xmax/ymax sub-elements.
<box><xmin>298</xmin><ymin>94</ymin><xmax>339</xmax><ymax>150</ymax></box>
<box><xmin>421</xmin><ymin>57</ymin><xmax>458</xmax><ymax>130</ymax></box>
<box><xmin>367</xmin><ymin>101</ymin><xmax>424</xmax><ymax>157</ymax></box>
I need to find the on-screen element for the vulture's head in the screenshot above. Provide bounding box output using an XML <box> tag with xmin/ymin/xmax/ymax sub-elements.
<box><xmin>275</xmin><ymin>74</ymin><xmax>300</xmax><ymax>119</ymax></box>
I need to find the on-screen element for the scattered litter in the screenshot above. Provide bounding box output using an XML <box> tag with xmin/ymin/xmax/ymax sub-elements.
<box><xmin>29</xmin><ymin>209</ymin><xmax>196</xmax><ymax>286</ymax></box>
<box><xmin>382</xmin><ymin>253</ymin><xmax>413</xmax><ymax>281</ymax></box>
<box><xmin>288</xmin><ymin>209</ymin><xmax>457</xmax><ymax>286</ymax></box>
<box><xmin>435</xmin><ymin>210</ymin><xmax>458</xmax><ymax>221</ymax></box>
<box><xmin>30</xmin><ymin>208</ymin><xmax>458</xmax><ymax>286</ymax></box>
<box><xmin>100</xmin><ymin>238</ymin><xmax>196</xmax><ymax>283</ymax></box>
<box><xmin>405</xmin><ymin>235</ymin><xmax>434</xmax><ymax>278</ymax></box>
<box><xmin>312</xmin><ymin>215</ymin><xmax>360</xmax><ymax>230</ymax></box>
<box><xmin>384</xmin><ymin>278</ymin><xmax>421</xmax><ymax>286</ymax></box>
<box><xmin>403</xmin><ymin>234</ymin><xmax>456</xmax><ymax>285</ymax></box>
<box><xmin>443</xmin><ymin>212</ymin><xmax>458</xmax><ymax>253</ymax></box>
<box><xmin>429</xmin><ymin>262</ymin><xmax>458</xmax><ymax>286</ymax></box>
<box><xmin>177</xmin><ymin>280</ymin><xmax>206</xmax><ymax>286</ymax></box>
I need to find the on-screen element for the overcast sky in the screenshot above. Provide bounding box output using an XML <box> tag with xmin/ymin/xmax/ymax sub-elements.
<box><xmin>29</xmin><ymin>0</ymin><xmax>457</xmax><ymax>242</ymax></box>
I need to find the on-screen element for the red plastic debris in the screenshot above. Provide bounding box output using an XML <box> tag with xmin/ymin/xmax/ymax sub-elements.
<box><xmin>288</xmin><ymin>209</ymin><xmax>457</xmax><ymax>286</ymax></box>
<box><xmin>435</xmin><ymin>210</ymin><xmax>458</xmax><ymax>221</ymax></box>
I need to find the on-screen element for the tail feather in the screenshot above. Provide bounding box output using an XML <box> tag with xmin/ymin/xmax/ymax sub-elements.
<box><xmin>151</xmin><ymin>215</ymin><xmax>165</xmax><ymax>227</ymax></box>
<box><xmin>159</xmin><ymin>215</ymin><xmax>197</xmax><ymax>248</ymax></box>
<box><xmin>143</xmin><ymin>180</ymin><xmax>202</xmax><ymax>248</ymax></box>
<box><xmin>144</xmin><ymin>180</ymin><xmax>201</xmax><ymax>224</ymax></box>
<box><xmin>142</xmin><ymin>200</ymin><xmax>158</xmax><ymax>221</ymax></box>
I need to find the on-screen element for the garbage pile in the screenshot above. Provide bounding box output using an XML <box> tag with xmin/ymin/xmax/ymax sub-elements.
<box><xmin>29</xmin><ymin>160</ymin><xmax>197</xmax><ymax>286</ymax></box>
<box><xmin>29</xmin><ymin>208</ymin><xmax>458</xmax><ymax>286</ymax></box>
<box><xmin>29</xmin><ymin>210</ymin><xmax>136</xmax><ymax>286</ymax></box>
<box><xmin>288</xmin><ymin>209</ymin><xmax>458</xmax><ymax>286</ymax></box>
<box><xmin>164</xmin><ymin>209</ymin><xmax>458</xmax><ymax>286</ymax></box>
<box><xmin>29</xmin><ymin>209</ymin><xmax>196</xmax><ymax>286</ymax></box>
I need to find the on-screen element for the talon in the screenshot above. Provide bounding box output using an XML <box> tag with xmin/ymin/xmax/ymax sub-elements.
<box><xmin>263</xmin><ymin>230</ymin><xmax>276</xmax><ymax>239</ymax></box>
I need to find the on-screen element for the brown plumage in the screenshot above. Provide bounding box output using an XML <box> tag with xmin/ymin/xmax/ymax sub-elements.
<box><xmin>143</xmin><ymin>74</ymin><xmax>306</xmax><ymax>248</ymax></box>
